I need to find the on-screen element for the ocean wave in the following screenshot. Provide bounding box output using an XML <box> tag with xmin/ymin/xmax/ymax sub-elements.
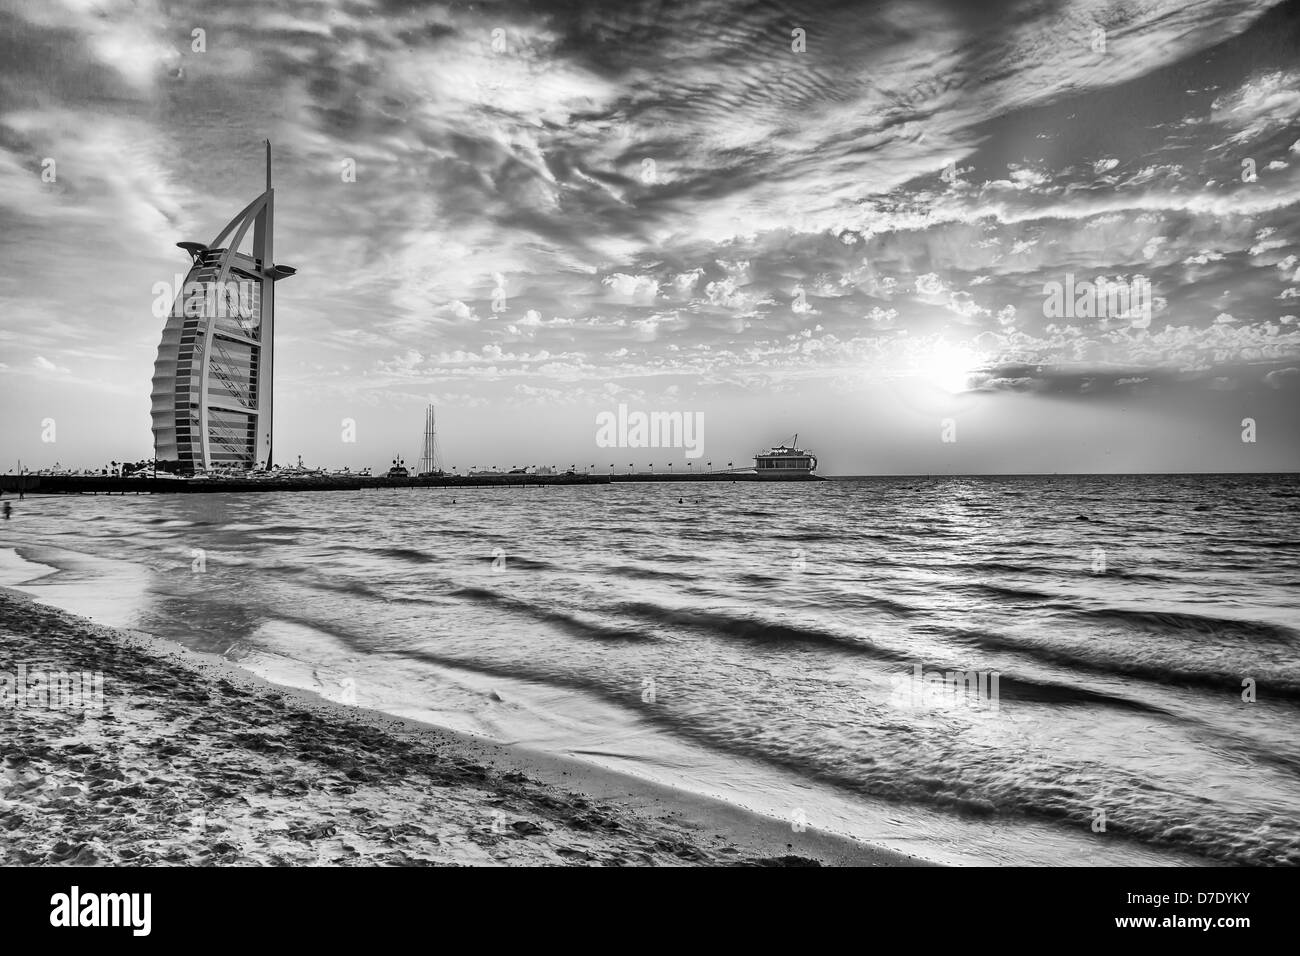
<box><xmin>960</xmin><ymin>561</ymin><xmax>1052</xmax><ymax>576</ymax></box>
<box><xmin>946</xmin><ymin>626</ymin><xmax>1300</xmax><ymax>699</ymax></box>
<box><xmin>606</xmin><ymin>564</ymin><xmax>703</xmax><ymax>583</ymax></box>
<box><xmin>614</xmin><ymin>601</ymin><xmax>904</xmax><ymax>659</ymax></box>
<box><xmin>992</xmin><ymin>674</ymin><xmax>1171</xmax><ymax>714</ymax></box>
<box><xmin>1072</xmin><ymin>607</ymin><xmax>1300</xmax><ymax>646</ymax></box>
<box><xmin>368</xmin><ymin>546</ymin><xmax>437</xmax><ymax>563</ymax></box>
<box><xmin>966</xmin><ymin>582</ymin><xmax>1055</xmax><ymax>601</ymax></box>
<box><xmin>235</xmin><ymin>523</ymin><xmax>308</xmax><ymax>535</ymax></box>
<box><xmin>295</xmin><ymin>577</ymin><xmax>431</xmax><ymax>605</ymax></box>
<box><xmin>450</xmin><ymin>586</ymin><xmax>655</xmax><ymax>643</ymax></box>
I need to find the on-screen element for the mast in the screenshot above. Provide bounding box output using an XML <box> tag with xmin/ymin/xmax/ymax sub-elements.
<box><xmin>263</xmin><ymin>139</ymin><xmax>274</xmax><ymax>468</ymax></box>
<box><xmin>418</xmin><ymin>404</ymin><xmax>442</xmax><ymax>474</ymax></box>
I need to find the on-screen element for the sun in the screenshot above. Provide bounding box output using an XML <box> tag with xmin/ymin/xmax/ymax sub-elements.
<box><xmin>921</xmin><ymin>344</ymin><xmax>977</xmax><ymax>394</ymax></box>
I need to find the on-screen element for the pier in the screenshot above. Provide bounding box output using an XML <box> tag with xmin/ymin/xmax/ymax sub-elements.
<box><xmin>0</xmin><ymin>471</ymin><xmax>821</xmax><ymax>496</ymax></box>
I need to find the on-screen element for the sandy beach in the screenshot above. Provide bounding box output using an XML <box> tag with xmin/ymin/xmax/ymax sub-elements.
<box><xmin>0</xmin><ymin>588</ymin><xmax>918</xmax><ymax>867</ymax></box>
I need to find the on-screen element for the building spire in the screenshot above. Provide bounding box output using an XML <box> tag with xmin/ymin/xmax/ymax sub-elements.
<box><xmin>266</xmin><ymin>139</ymin><xmax>272</xmax><ymax>191</ymax></box>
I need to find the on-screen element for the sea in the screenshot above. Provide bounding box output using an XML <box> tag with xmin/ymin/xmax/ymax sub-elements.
<box><xmin>2</xmin><ymin>473</ymin><xmax>1298</xmax><ymax>866</ymax></box>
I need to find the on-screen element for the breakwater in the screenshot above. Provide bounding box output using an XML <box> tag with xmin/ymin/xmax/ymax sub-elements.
<box><xmin>0</xmin><ymin>471</ymin><xmax>821</xmax><ymax>495</ymax></box>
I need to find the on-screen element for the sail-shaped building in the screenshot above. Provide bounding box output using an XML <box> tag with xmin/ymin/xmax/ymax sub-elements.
<box><xmin>151</xmin><ymin>142</ymin><xmax>295</xmax><ymax>472</ymax></box>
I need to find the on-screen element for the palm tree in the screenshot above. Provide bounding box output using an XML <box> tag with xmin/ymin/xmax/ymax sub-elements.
<box><xmin>628</xmin><ymin>463</ymin><xmax>633</xmax><ymax>474</ymax></box>
<box><xmin>707</xmin><ymin>461</ymin><xmax>712</xmax><ymax>473</ymax></box>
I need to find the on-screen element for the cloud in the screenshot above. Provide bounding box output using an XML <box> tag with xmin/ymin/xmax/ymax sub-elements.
<box><xmin>32</xmin><ymin>355</ymin><xmax>69</xmax><ymax>374</ymax></box>
<box><xmin>602</xmin><ymin>273</ymin><xmax>660</xmax><ymax>301</ymax></box>
<box><xmin>1265</xmin><ymin>366</ymin><xmax>1299</xmax><ymax>388</ymax></box>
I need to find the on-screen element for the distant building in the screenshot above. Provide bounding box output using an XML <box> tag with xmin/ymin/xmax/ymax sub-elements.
<box><xmin>150</xmin><ymin>143</ymin><xmax>295</xmax><ymax>471</ymax></box>
<box><xmin>754</xmin><ymin>437</ymin><xmax>818</xmax><ymax>477</ymax></box>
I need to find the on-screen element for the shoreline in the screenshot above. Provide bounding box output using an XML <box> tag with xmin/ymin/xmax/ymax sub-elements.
<box><xmin>0</xmin><ymin>587</ymin><xmax>925</xmax><ymax>867</ymax></box>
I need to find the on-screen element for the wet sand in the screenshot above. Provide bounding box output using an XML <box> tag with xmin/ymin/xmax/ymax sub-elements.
<box><xmin>0</xmin><ymin>588</ymin><xmax>923</xmax><ymax>867</ymax></box>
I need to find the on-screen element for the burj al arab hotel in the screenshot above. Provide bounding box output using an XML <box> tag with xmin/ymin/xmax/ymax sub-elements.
<box><xmin>150</xmin><ymin>142</ymin><xmax>295</xmax><ymax>472</ymax></box>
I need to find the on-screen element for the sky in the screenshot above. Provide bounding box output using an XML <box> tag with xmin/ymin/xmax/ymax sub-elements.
<box><xmin>1</xmin><ymin>0</ymin><xmax>1299</xmax><ymax>474</ymax></box>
